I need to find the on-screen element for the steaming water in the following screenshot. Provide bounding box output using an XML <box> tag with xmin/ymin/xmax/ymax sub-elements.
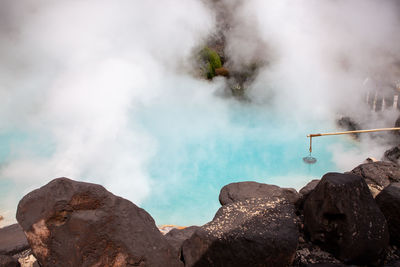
<box><xmin>136</xmin><ymin>100</ymin><xmax>347</xmax><ymax>226</ymax></box>
<box><xmin>0</xmin><ymin>98</ymin><xmax>355</xmax><ymax>227</ymax></box>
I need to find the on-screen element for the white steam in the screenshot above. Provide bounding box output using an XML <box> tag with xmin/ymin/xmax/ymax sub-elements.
<box><xmin>0</xmin><ymin>0</ymin><xmax>214</xmax><ymax>207</ymax></box>
<box><xmin>1</xmin><ymin>0</ymin><xmax>400</xmax><ymax>226</ymax></box>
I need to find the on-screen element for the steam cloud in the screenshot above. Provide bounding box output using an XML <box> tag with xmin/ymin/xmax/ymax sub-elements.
<box><xmin>1</xmin><ymin>0</ymin><xmax>400</xmax><ymax>225</ymax></box>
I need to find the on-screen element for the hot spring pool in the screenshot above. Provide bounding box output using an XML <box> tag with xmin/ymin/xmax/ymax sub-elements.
<box><xmin>136</xmin><ymin>101</ymin><xmax>346</xmax><ymax>226</ymax></box>
<box><xmin>0</xmin><ymin>100</ymin><xmax>353</xmax><ymax>227</ymax></box>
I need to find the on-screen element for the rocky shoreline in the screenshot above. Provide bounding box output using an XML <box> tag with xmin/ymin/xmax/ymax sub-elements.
<box><xmin>1</xmin><ymin>159</ymin><xmax>400</xmax><ymax>266</ymax></box>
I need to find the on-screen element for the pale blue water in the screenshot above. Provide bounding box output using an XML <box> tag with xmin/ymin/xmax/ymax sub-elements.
<box><xmin>136</xmin><ymin>101</ymin><xmax>343</xmax><ymax>226</ymax></box>
<box><xmin>0</xmin><ymin>100</ymin><xmax>347</xmax><ymax>227</ymax></box>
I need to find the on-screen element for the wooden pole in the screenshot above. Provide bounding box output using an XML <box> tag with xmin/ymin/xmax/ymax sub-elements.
<box><xmin>307</xmin><ymin>127</ymin><xmax>400</xmax><ymax>138</ymax></box>
<box><xmin>307</xmin><ymin>127</ymin><xmax>400</xmax><ymax>154</ymax></box>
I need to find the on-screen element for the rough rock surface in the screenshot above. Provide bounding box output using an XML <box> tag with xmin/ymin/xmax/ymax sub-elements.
<box><xmin>384</xmin><ymin>145</ymin><xmax>400</xmax><ymax>164</ymax></box>
<box><xmin>219</xmin><ymin>181</ymin><xmax>300</xmax><ymax>206</ymax></box>
<box><xmin>350</xmin><ymin>161</ymin><xmax>400</xmax><ymax>196</ymax></box>
<box><xmin>304</xmin><ymin>172</ymin><xmax>389</xmax><ymax>265</ymax></box>
<box><xmin>0</xmin><ymin>224</ymin><xmax>29</xmax><ymax>255</ymax></box>
<box><xmin>299</xmin><ymin>180</ymin><xmax>320</xmax><ymax>197</ymax></box>
<box><xmin>16</xmin><ymin>177</ymin><xmax>182</xmax><ymax>267</ymax></box>
<box><xmin>376</xmin><ymin>183</ymin><xmax>400</xmax><ymax>245</ymax></box>
<box><xmin>297</xmin><ymin>180</ymin><xmax>320</xmax><ymax>210</ymax></box>
<box><xmin>182</xmin><ymin>197</ymin><xmax>299</xmax><ymax>267</ymax></box>
<box><xmin>165</xmin><ymin>226</ymin><xmax>200</xmax><ymax>256</ymax></box>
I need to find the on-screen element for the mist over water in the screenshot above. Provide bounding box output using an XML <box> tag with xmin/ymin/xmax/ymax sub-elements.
<box><xmin>1</xmin><ymin>0</ymin><xmax>400</xmax><ymax>226</ymax></box>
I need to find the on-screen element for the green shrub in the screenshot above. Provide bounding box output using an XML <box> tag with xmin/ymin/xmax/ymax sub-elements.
<box><xmin>200</xmin><ymin>47</ymin><xmax>222</xmax><ymax>79</ymax></box>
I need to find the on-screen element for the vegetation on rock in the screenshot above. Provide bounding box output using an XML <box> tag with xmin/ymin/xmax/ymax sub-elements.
<box><xmin>200</xmin><ymin>47</ymin><xmax>222</xmax><ymax>79</ymax></box>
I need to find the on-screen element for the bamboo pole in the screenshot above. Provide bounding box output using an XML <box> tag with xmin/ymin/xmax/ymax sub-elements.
<box><xmin>306</xmin><ymin>127</ymin><xmax>400</xmax><ymax>154</ymax></box>
<box><xmin>307</xmin><ymin>127</ymin><xmax>400</xmax><ymax>138</ymax></box>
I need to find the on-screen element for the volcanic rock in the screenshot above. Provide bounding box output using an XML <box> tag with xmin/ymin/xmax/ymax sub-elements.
<box><xmin>16</xmin><ymin>177</ymin><xmax>182</xmax><ymax>267</ymax></box>
<box><xmin>376</xmin><ymin>183</ymin><xmax>400</xmax><ymax>245</ymax></box>
<box><xmin>219</xmin><ymin>181</ymin><xmax>300</xmax><ymax>206</ymax></box>
<box><xmin>297</xmin><ymin>179</ymin><xmax>320</xmax><ymax>210</ymax></box>
<box><xmin>0</xmin><ymin>255</ymin><xmax>20</xmax><ymax>267</ymax></box>
<box><xmin>303</xmin><ymin>172</ymin><xmax>389</xmax><ymax>265</ymax></box>
<box><xmin>0</xmin><ymin>224</ymin><xmax>29</xmax><ymax>256</ymax></box>
<box><xmin>182</xmin><ymin>197</ymin><xmax>299</xmax><ymax>267</ymax></box>
<box><xmin>350</xmin><ymin>161</ymin><xmax>400</xmax><ymax>197</ymax></box>
<box><xmin>165</xmin><ymin>226</ymin><xmax>200</xmax><ymax>256</ymax></box>
<box><xmin>384</xmin><ymin>145</ymin><xmax>400</xmax><ymax>164</ymax></box>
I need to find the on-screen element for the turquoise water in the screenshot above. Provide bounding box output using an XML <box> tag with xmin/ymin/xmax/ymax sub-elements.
<box><xmin>136</xmin><ymin>101</ymin><xmax>342</xmax><ymax>226</ymax></box>
<box><xmin>0</xmin><ymin>100</ymin><xmax>347</xmax><ymax>227</ymax></box>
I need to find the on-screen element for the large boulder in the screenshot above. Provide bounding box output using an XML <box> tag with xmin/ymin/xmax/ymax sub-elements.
<box><xmin>297</xmin><ymin>179</ymin><xmax>320</xmax><ymax>210</ymax></box>
<box><xmin>304</xmin><ymin>173</ymin><xmax>389</xmax><ymax>265</ymax></box>
<box><xmin>350</xmin><ymin>161</ymin><xmax>400</xmax><ymax>196</ymax></box>
<box><xmin>219</xmin><ymin>181</ymin><xmax>300</xmax><ymax>206</ymax></box>
<box><xmin>0</xmin><ymin>224</ymin><xmax>29</xmax><ymax>255</ymax></box>
<box><xmin>182</xmin><ymin>197</ymin><xmax>299</xmax><ymax>267</ymax></box>
<box><xmin>16</xmin><ymin>177</ymin><xmax>182</xmax><ymax>267</ymax></box>
<box><xmin>376</xmin><ymin>183</ymin><xmax>400</xmax><ymax>245</ymax></box>
<box><xmin>165</xmin><ymin>226</ymin><xmax>200</xmax><ymax>257</ymax></box>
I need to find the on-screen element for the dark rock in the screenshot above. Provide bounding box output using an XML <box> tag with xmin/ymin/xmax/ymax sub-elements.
<box><xmin>305</xmin><ymin>265</ymin><xmax>347</xmax><ymax>267</ymax></box>
<box><xmin>385</xmin><ymin>245</ymin><xmax>400</xmax><ymax>266</ymax></box>
<box><xmin>376</xmin><ymin>183</ymin><xmax>400</xmax><ymax>245</ymax></box>
<box><xmin>304</xmin><ymin>172</ymin><xmax>389</xmax><ymax>265</ymax></box>
<box><xmin>386</xmin><ymin>260</ymin><xmax>400</xmax><ymax>267</ymax></box>
<box><xmin>384</xmin><ymin>145</ymin><xmax>400</xmax><ymax>164</ymax></box>
<box><xmin>165</xmin><ymin>226</ymin><xmax>200</xmax><ymax>257</ymax></box>
<box><xmin>219</xmin><ymin>181</ymin><xmax>300</xmax><ymax>206</ymax></box>
<box><xmin>293</xmin><ymin>246</ymin><xmax>343</xmax><ymax>266</ymax></box>
<box><xmin>299</xmin><ymin>180</ymin><xmax>320</xmax><ymax>197</ymax></box>
<box><xmin>337</xmin><ymin>117</ymin><xmax>361</xmax><ymax>138</ymax></box>
<box><xmin>182</xmin><ymin>197</ymin><xmax>299</xmax><ymax>267</ymax></box>
<box><xmin>350</xmin><ymin>161</ymin><xmax>400</xmax><ymax>196</ymax></box>
<box><xmin>297</xmin><ymin>180</ymin><xmax>320</xmax><ymax>210</ymax></box>
<box><xmin>16</xmin><ymin>177</ymin><xmax>182</xmax><ymax>267</ymax></box>
<box><xmin>0</xmin><ymin>255</ymin><xmax>20</xmax><ymax>267</ymax></box>
<box><xmin>305</xmin><ymin>264</ymin><xmax>348</xmax><ymax>267</ymax></box>
<box><xmin>0</xmin><ymin>224</ymin><xmax>29</xmax><ymax>255</ymax></box>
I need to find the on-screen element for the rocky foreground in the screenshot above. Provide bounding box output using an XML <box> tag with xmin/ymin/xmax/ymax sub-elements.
<box><xmin>1</xmin><ymin>161</ymin><xmax>400</xmax><ymax>266</ymax></box>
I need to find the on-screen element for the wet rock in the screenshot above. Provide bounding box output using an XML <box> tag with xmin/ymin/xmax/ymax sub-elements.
<box><xmin>376</xmin><ymin>183</ymin><xmax>400</xmax><ymax>245</ymax></box>
<box><xmin>16</xmin><ymin>177</ymin><xmax>182</xmax><ymax>267</ymax></box>
<box><xmin>350</xmin><ymin>161</ymin><xmax>400</xmax><ymax>196</ymax></box>
<box><xmin>304</xmin><ymin>172</ymin><xmax>389</xmax><ymax>265</ymax></box>
<box><xmin>0</xmin><ymin>255</ymin><xmax>20</xmax><ymax>267</ymax></box>
<box><xmin>182</xmin><ymin>197</ymin><xmax>299</xmax><ymax>267</ymax></box>
<box><xmin>219</xmin><ymin>181</ymin><xmax>300</xmax><ymax>206</ymax></box>
<box><xmin>165</xmin><ymin>226</ymin><xmax>200</xmax><ymax>257</ymax></box>
<box><xmin>0</xmin><ymin>224</ymin><xmax>29</xmax><ymax>255</ymax></box>
<box><xmin>384</xmin><ymin>145</ymin><xmax>400</xmax><ymax>164</ymax></box>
